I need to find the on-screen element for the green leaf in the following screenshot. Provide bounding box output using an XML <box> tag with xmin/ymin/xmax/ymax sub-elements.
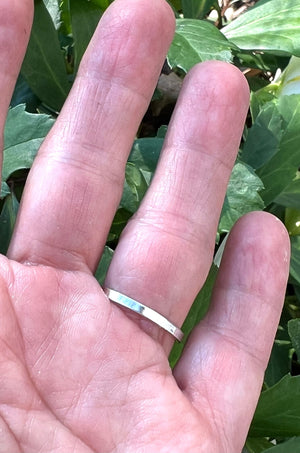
<box><xmin>120</xmin><ymin>163</ymin><xmax>149</xmax><ymax>213</ymax></box>
<box><xmin>168</xmin><ymin>19</ymin><xmax>239</xmax><ymax>72</ymax></box>
<box><xmin>109</xmin><ymin>208</ymin><xmax>132</xmax><ymax>243</ymax></box>
<box><xmin>90</xmin><ymin>0</ymin><xmax>112</xmax><ymax>8</ymax></box>
<box><xmin>222</xmin><ymin>0</ymin><xmax>300</xmax><ymax>57</ymax></box>
<box><xmin>245</xmin><ymin>437</ymin><xmax>274</xmax><ymax>453</ymax></box>
<box><xmin>262</xmin><ymin>437</ymin><xmax>300</xmax><ymax>453</ymax></box>
<box><xmin>288</xmin><ymin>319</ymin><xmax>300</xmax><ymax>358</ymax></box>
<box><xmin>290</xmin><ymin>236</ymin><xmax>300</xmax><ymax>286</ymax></box>
<box><xmin>22</xmin><ymin>0</ymin><xmax>70</xmax><ymax>111</ymax></box>
<box><xmin>1</xmin><ymin>183</ymin><xmax>10</xmax><ymax>199</ymax></box>
<box><xmin>0</xmin><ymin>193</ymin><xmax>19</xmax><ymax>255</ymax></box>
<box><xmin>94</xmin><ymin>246</ymin><xmax>114</xmax><ymax>285</ymax></box>
<box><xmin>250</xmin><ymin>374</ymin><xmax>300</xmax><ymax>437</ymax></box>
<box><xmin>260</xmin><ymin>97</ymin><xmax>300</xmax><ymax>205</ymax></box>
<box><xmin>167</xmin><ymin>0</ymin><xmax>182</xmax><ymax>14</ymax></box>
<box><xmin>242</xmin><ymin>95</ymin><xmax>300</xmax><ymax>206</ymax></box>
<box><xmin>182</xmin><ymin>0</ymin><xmax>217</xmax><ymax>19</ymax></box>
<box><xmin>3</xmin><ymin>104</ymin><xmax>55</xmax><ymax>181</ymax></box>
<box><xmin>59</xmin><ymin>0</ymin><xmax>72</xmax><ymax>35</ymax></box>
<box><xmin>128</xmin><ymin>137</ymin><xmax>164</xmax><ymax>174</ymax></box>
<box><xmin>218</xmin><ymin>162</ymin><xmax>264</xmax><ymax>234</ymax></box>
<box><xmin>265</xmin><ymin>325</ymin><xmax>291</xmax><ymax>388</ymax></box>
<box><xmin>241</xmin><ymin>101</ymin><xmax>283</xmax><ymax>170</ymax></box>
<box><xmin>10</xmin><ymin>74</ymin><xmax>39</xmax><ymax>112</ymax></box>
<box><xmin>169</xmin><ymin>264</ymin><xmax>218</xmax><ymax>367</ymax></box>
<box><xmin>275</xmin><ymin>179</ymin><xmax>300</xmax><ymax>210</ymax></box>
<box><xmin>70</xmin><ymin>0</ymin><xmax>104</xmax><ymax>72</ymax></box>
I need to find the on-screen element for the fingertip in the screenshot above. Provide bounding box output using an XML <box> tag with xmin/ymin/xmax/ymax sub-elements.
<box><xmin>184</xmin><ymin>60</ymin><xmax>250</xmax><ymax>112</ymax></box>
<box><xmin>230</xmin><ymin>211</ymin><xmax>290</xmax><ymax>267</ymax></box>
<box><xmin>79</xmin><ymin>0</ymin><xmax>175</xmax><ymax>91</ymax></box>
<box><xmin>220</xmin><ymin>211</ymin><xmax>290</xmax><ymax>301</ymax></box>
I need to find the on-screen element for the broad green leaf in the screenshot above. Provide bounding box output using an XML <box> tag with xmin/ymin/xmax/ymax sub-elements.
<box><xmin>288</xmin><ymin>319</ymin><xmax>300</xmax><ymax>358</ymax></box>
<box><xmin>70</xmin><ymin>0</ymin><xmax>104</xmax><ymax>72</ymax></box>
<box><xmin>120</xmin><ymin>163</ymin><xmax>149</xmax><ymax>213</ymax></box>
<box><xmin>22</xmin><ymin>0</ymin><xmax>70</xmax><ymax>111</ymax></box>
<box><xmin>290</xmin><ymin>236</ymin><xmax>300</xmax><ymax>286</ymax></box>
<box><xmin>94</xmin><ymin>246</ymin><xmax>114</xmax><ymax>285</ymax></box>
<box><xmin>241</xmin><ymin>101</ymin><xmax>283</xmax><ymax>170</ymax></box>
<box><xmin>10</xmin><ymin>74</ymin><xmax>39</xmax><ymax>112</ymax></box>
<box><xmin>109</xmin><ymin>208</ymin><xmax>132</xmax><ymax>243</ymax></box>
<box><xmin>169</xmin><ymin>264</ymin><xmax>218</xmax><ymax>367</ymax></box>
<box><xmin>128</xmin><ymin>137</ymin><xmax>164</xmax><ymax>174</ymax></box>
<box><xmin>218</xmin><ymin>162</ymin><xmax>264</xmax><ymax>234</ymax></box>
<box><xmin>250</xmin><ymin>374</ymin><xmax>300</xmax><ymax>437</ymax></box>
<box><xmin>242</xmin><ymin>95</ymin><xmax>300</xmax><ymax>206</ymax></box>
<box><xmin>262</xmin><ymin>437</ymin><xmax>300</xmax><ymax>453</ymax></box>
<box><xmin>264</xmin><ymin>326</ymin><xmax>291</xmax><ymax>387</ymax></box>
<box><xmin>168</xmin><ymin>19</ymin><xmax>238</xmax><ymax>72</ymax></box>
<box><xmin>275</xmin><ymin>179</ymin><xmax>300</xmax><ymax>210</ymax></box>
<box><xmin>182</xmin><ymin>0</ymin><xmax>217</xmax><ymax>19</ymax></box>
<box><xmin>258</xmin><ymin>96</ymin><xmax>300</xmax><ymax>205</ymax></box>
<box><xmin>0</xmin><ymin>193</ymin><xmax>19</xmax><ymax>255</ymax></box>
<box><xmin>245</xmin><ymin>437</ymin><xmax>274</xmax><ymax>453</ymax></box>
<box><xmin>222</xmin><ymin>0</ymin><xmax>300</xmax><ymax>57</ymax></box>
<box><xmin>3</xmin><ymin>104</ymin><xmax>55</xmax><ymax>181</ymax></box>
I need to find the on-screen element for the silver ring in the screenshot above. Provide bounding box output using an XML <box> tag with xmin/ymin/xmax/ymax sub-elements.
<box><xmin>103</xmin><ymin>287</ymin><xmax>184</xmax><ymax>342</ymax></box>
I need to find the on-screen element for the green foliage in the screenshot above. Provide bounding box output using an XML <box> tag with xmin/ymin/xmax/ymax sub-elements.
<box><xmin>22</xmin><ymin>0</ymin><xmax>70</xmax><ymax>111</ymax></box>
<box><xmin>7</xmin><ymin>0</ymin><xmax>300</xmax><ymax>450</ymax></box>
<box><xmin>261</xmin><ymin>437</ymin><xmax>300</xmax><ymax>453</ymax></box>
<box><xmin>168</xmin><ymin>19</ymin><xmax>238</xmax><ymax>71</ymax></box>
<box><xmin>3</xmin><ymin>105</ymin><xmax>54</xmax><ymax>185</ymax></box>
<box><xmin>70</xmin><ymin>0</ymin><xmax>104</xmax><ymax>72</ymax></box>
<box><xmin>181</xmin><ymin>0</ymin><xmax>218</xmax><ymax>19</ymax></box>
<box><xmin>218</xmin><ymin>162</ymin><xmax>264</xmax><ymax>234</ymax></box>
<box><xmin>222</xmin><ymin>0</ymin><xmax>300</xmax><ymax>56</ymax></box>
<box><xmin>250</xmin><ymin>375</ymin><xmax>300</xmax><ymax>437</ymax></box>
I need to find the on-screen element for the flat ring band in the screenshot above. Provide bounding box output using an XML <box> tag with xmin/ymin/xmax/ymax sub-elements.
<box><xmin>103</xmin><ymin>287</ymin><xmax>184</xmax><ymax>342</ymax></box>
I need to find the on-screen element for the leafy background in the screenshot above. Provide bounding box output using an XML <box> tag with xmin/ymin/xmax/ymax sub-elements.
<box><xmin>5</xmin><ymin>0</ymin><xmax>300</xmax><ymax>451</ymax></box>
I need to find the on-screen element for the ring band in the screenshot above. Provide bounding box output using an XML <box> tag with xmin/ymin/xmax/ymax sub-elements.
<box><xmin>103</xmin><ymin>287</ymin><xmax>184</xmax><ymax>342</ymax></box>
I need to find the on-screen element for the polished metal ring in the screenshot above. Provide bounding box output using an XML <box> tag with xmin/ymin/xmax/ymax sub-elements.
<box><xmin>103</xmin><ymin>287</ymin><xmax>184</xmax><ymax>342</ymax></box>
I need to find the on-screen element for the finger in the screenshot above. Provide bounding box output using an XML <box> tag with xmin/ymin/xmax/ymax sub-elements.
<box><xmin>0</xmin><ymin>0</ymin><xmax>33</xmax><ymax>162</ymax></box>
<box><xmin>174</xmin><ymin>212</ymin><xmax>290</xmax><ymax>453</ymax></box>
<box><xmin>105</xmin><ymin>61</ymin><xmax>250</xmax><ymax>351</ymax></box>
<box><xmin>8</xmin><ymin>0</ymin><xmax>175</xmax><ymax>271</ymax></box>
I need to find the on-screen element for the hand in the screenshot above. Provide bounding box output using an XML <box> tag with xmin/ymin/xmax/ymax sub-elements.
<box><xmin>0</xmin><ymin>0</ymin><xmax>290</xmax><ymax>452</ymax></box>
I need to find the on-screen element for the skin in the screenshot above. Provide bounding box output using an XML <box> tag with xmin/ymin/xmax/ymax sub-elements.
<box><xmin>0</xmin><ymin>0</ymin><xmax>290</xmax><ymax>451</ymax></box>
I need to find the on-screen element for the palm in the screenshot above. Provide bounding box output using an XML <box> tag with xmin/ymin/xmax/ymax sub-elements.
<box><xmin>0</xmin><ymin>0</ymin><xmax>290</xmax><ymax>452</ymax></box>
<box><xmin>1</xmin><ymin>261</ymin><xmax>206</xmax><ymax>452</ymax></box>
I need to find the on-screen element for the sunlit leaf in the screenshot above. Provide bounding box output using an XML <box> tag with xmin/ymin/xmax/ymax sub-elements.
<box><xmin>168</xmin><ymin>19</ymin><xmax>238</xmax><ymax>72</ymax></box>
<box><xmin>223</xmin><ymin>0</ymin><xmax>300</xmax><ymax>57</ymax></box>
<box><xmin>218</xmin><ymin>162</ymin><xmax>264</xmax><ymax>234</ymax></box>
